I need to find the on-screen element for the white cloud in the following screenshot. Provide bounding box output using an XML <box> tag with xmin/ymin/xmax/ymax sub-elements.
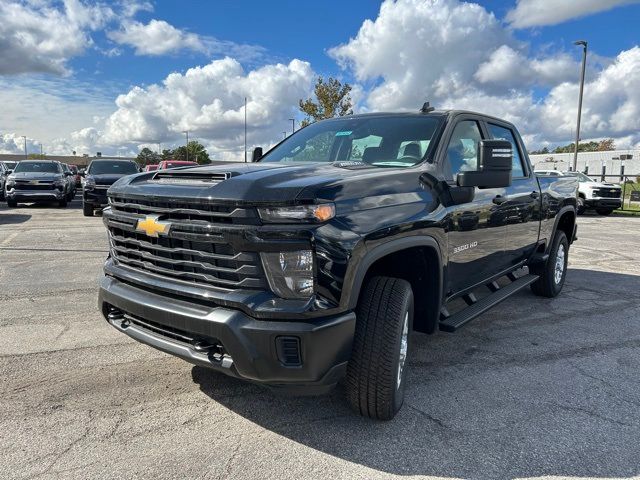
<box><xmin>107</xmin><ymin>19</ymin><xmax>265</xmax><ymax>60</ymax></box>
<box><xmin>101</xmin><ymin>57</ymin><xmax>314</xmax><ymax>160</ymax></box>
<box><xmin>507</xmin><ymin>0</ymin><xmax>640</xmax><ymax>28</ymax></box>
<box><xmin>0</xmin><ymin>0</ymin><xmax>149</xmax><ymax>75</ymax></box>
<box><xmin>330</xmin><ymin>0</ymin><xmax>640</xmax><ymax>149</ymax></box>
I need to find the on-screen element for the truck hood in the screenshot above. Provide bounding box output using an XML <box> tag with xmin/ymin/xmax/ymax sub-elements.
<box><xmin>108</xmin><ymin>161</ymin><xmax>418</xmax><ymax>205</ymax></box>
<box><xmin>582</xmin><ymin>181</ymin><xmax>621</xmax><ymax>189</ymax></box>
<box><xmin>90</xmin><ymin>173</ymin><xmax>132</xmax><ymax>186</ymax></box>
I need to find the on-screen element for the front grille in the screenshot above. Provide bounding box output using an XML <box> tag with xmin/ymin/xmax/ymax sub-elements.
<box><xmin>104</xmin><ymin>194</ymin><xmax>265</xmax><ymax>291</ymax></box>
<box><xmin>14</xmin><ymin>181</ymin><xmax>55</xmax><ymax>190</ymax></box>
<box><xmin>594</xmin><ymin>189</ymin><xmax>620</xmax><ymax>199</ymax></box>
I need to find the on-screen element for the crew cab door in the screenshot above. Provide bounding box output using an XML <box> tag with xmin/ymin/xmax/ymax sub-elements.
<box><xmin>441</xmin><ymin>118</ymin><xmax>509</xmax><ymax>295</ymax></box>
<box><xmin>486</xmin><ymin>122</ymin><xmax>540</xmax><ymax>266</ymax></box>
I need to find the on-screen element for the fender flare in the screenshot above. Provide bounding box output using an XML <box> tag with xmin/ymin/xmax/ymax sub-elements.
<box><xmin>346</xmin><ymin>235</ymin><xmax>443</xmax><ymax>311</ymax></box>
<box><xmin>547</xmin><ymin>205</ymin><xmax>577</xmax><ymax>252</ymax></box>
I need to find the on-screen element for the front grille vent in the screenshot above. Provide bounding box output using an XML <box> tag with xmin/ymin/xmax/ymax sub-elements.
<box><xmin>276</xmin><ymin>336</ymin><xmax>302</xmax><ymax>367</ymax></box>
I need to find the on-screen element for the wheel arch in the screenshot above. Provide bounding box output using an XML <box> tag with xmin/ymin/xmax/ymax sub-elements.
<box><xmin>348</xmin><ymin>236</ymin><xmax>443</xmax><ymax>334</ymax></box>
<box><xmin>548</xmin><ymin>206</ymin><xmax>577</xmax><ymax>252</ymax></box>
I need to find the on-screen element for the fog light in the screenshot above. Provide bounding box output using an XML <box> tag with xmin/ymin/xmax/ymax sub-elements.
<box><xmin>261</xmin><ymin>250</ymin><xmax>314</xmax><ymax>299</ymax></box>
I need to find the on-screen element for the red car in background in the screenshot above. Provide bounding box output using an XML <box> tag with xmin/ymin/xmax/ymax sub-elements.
<box><xmin>157</xmin><ymin>160</ymin><xmax>198</xmax><ymax>170</ymax></box>
<box><xmin>144</xmin><ymin>164</ymin><xmax>159</xmax><ymax>172</ymax></box>
<box><xmin>69</xmin><ymin>165</ymin><xmax>82</xmax><ymax>187</ymax></box>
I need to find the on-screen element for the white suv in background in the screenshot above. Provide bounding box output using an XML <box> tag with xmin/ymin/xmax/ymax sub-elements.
<box><xmin>535</xmin><ymin>170</ymin><xmax>622</xmax><ymax>215</ymax></box>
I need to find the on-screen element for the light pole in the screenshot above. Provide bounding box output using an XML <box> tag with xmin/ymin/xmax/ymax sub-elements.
<box><xmin>244</xmin><ymin>97</ymin><xmax>247</xmax><ymax>163</ymax></box>
<box><xmin>282</xmin><ymin>131</ymin><xmax>287</xmax><ymax>140</ymax></box>
<box><xmin>182</xmin><ymin>130</ymin><xmax>189</xmax><ymax>163</ymax></box>
<box><xmin>573</xmin><ymin>40</ymin><xmax>587</xmax><ymax>172</ymax></box>
<box><xmin>288</xmin><ymin>118</ymin><xmax>295</xmax><ymax>135</ymax></box>
<box><xmin>21</xmin><ymin>135</ymin><xmax>27</xmax><ymax>159</ymax></box>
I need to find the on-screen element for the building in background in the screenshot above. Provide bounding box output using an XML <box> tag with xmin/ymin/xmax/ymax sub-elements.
<box><xmin>529</xmin><ymin>149</ymin><xmax>639</xmax><ymax>179</ymax></box>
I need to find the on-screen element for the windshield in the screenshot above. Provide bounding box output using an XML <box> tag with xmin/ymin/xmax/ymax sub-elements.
<box><xmin>14</xmin><ymin>161</ymin><xmax>60</xmax><ymax>174</ymax></box>
<box><xmin>4</xmin><ymin>162</ymin><xmax>17</xmax><ymax>170</ymax></box>
<box><xmin>260</xmin><ymin>116</ymin><xmax>442</xmax><ymax>168</ymax></box>
<box><xmin>88</xmin><ymin>160</ymin><xmax>139</xmax><ymax>175</ymax></box>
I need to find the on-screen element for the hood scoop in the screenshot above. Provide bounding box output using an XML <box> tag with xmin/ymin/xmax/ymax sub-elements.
<box><xmin>150</xmin><ymin>170</ymin><xmax>232</xmax><ymax>186</ymax></box>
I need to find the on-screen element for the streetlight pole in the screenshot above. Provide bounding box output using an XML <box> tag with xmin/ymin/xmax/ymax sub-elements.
<box><xmin>21</xmin><ymin>135</ymin><xmax>27</xmax><ymax>159</ymax></box>
<box><xmin>182</xmin><ymin>130</ymin><xmax>189</xmax><ymax>163</ymax></box>
<box><xmin>282</xmin><ymin>131</ymin><xmax>287</xmax><ymax>140</ymax></box>
<box><xmin>288</xmin><ymin>118</ymin><xmax>295</xmax><ymax>135</ymax></box>
<box><xmin>244</xmin><ymin>97</ymin><xmax>248</xmax><ymax>163</ymax></box>
<box><xmin>573</xmin><ymin>40</ymin><xmax>587</xmax><ymax>172</ymax></box>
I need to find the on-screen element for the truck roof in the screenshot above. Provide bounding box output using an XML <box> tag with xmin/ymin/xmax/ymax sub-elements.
<box><xmin>326</xmin><ymin>109</ymin><xmax>515</xmax><ymax>125</ymax></box>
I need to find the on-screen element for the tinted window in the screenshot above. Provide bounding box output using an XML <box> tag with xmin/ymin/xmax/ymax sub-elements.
<box><xmin>446</xmin><ymin>120</ymin><xmax>483</xmax><ymax>177</ymax></box>
<box><xmin>488</xmin><ymin>123</ymin><xmax>525</xmax><ymax>177</ymax></box>
<box><xmin>261</xmin><ymin>116</ymin><xmax>442</xmax><ymax>168</ymax></box>
<box><xmin>88</xmin><ymin>160</ymin><xmax>139</xmax><ymax>175</ymax></box>
<box><xmin>14</xmin><ymin>162</ymin><xmax>61</xmax><ymax>173</ymax></box>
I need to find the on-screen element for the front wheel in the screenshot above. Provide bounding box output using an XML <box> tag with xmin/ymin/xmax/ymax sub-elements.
<box><xmin>58</xmin><ymin>198</ymin><xmax>68</xmax><ymax>208</ymax></box>
<box><xmin>577</xmin><ymin>197</ymin><xmax>586</xmax><ymax>215</ymax></box>
<box><xmin>346</xmin><ymin>276</ymin><xmax>413</xmax><ymax>421</ymax></box>
<box><xmin>82</xmin><ymin>202</ymin><xmax>93</xmax><ymax>216</ymax></box>
<box><xmin>530</xmin><ymin>231</ymin><xmax>568</xmax><ymax>298</ymax></box>
<box><xmin>595</xmin><ymin>208</ymin><xmax>613</xmax><ymax>215</ymax></box>
<box><xmin>7</xmin><ymin>199</ymin><xmax>17</xmax><ymax>208</ymax></box>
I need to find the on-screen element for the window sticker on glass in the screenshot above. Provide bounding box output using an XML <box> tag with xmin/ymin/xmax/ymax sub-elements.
<box><xmin>335</xmin><ymin>131</ymin><xmax>352</xmax><ymax>137</ymax></box>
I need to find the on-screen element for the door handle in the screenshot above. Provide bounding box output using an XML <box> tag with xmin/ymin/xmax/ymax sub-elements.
<box><xmin>530</xmin><ymin>191</ymin><xmax>540</xmax><ymax>199</ymax></box>
<box><xmin>492</xmin><ymin>195</ymin><xmax>507</xmax><ymax>205</ymax></box>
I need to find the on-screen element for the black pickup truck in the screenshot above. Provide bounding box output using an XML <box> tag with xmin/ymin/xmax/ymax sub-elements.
<box><xmin>99</xmin><ymin>108</ymin><xmax>578</xmax><ymax>420</ymax></box>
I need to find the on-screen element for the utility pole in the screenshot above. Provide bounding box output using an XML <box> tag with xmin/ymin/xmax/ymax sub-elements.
<box><xmin>40</xmin><ymin>144</ymin><xmax>43</xmax><ymax>159</ymax></box>
<box><xmin>21</xmin><ymin>136</ymin><xmax>27</xmax><ymax>159</ymax></box>
<box><xmin>158</xmin><ymin>143</ymin><xmax>161</xmax><ymax>155</ymax></box>
<box><xmin>573</xmin><ymin>40</ymin><xmax>588</xmax><ymax>172</ymax></box>
<box><xmin>282</xmin><ymin>131</ymin><xmax>287</xmax><ymax>140</ymax></box>
<box><xmin>244</xmin><ymin>97</ymin><xmax>248</xmax><ymax>163</ymax></box>
<box><xmin>182</xmin><ymin>130</ymin><xmax>189</xmax><ymax>162</ymax></box>
<box><xmin>288</xmin><ymin>118</ymin><xmax>295</xmax><ymax>135</ymax></box>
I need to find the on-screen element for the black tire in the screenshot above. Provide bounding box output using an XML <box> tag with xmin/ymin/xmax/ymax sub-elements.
<box><xmin>58</xmin><ymin>198</ymin><xmax>68</xmax><ymax>208</ymax></box>
<box><xmin>346</xmin><ymin>276</ymin><xmax>413</xmax><ymax>421</ymax></box>
<box><xmin>7</xmin><ymin>199</ymin><xmax>17</xmax><ymax>208</ymax></box>
<box><xmin>530</xmin><ymin>231</ymin><xmax>568</xmax><ymax>298</ymax></box>
<box><xmin>83</xmin><ymin>202</ymin><xmax>93</xmax><ymax>217</ymax></box>
<box><xmin>595</xmin><ymin>208</ymin><xmax>613</xmax><ymax>215</ymax></box>
<box><xmin>576</xmin><ymin>196</ymin><xmax>586</xmax><ymax>215</ymax></box>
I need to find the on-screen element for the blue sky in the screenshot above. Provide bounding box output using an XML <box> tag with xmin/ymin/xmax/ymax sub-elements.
<box><xmin>1</xmin><ymin>0</ymin><xmax>639</xmax><ymax>158</ymax></box>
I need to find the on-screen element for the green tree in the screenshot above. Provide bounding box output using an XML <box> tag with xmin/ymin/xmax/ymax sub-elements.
<box><xmin>161</xmin><ymin>149</ymin><xmax>173</xmax><ymax>160</ymax></box>
<box><xmin>136</xmin><ymin>147</ymin><xmax>161</xmax><ymax>166</ymax></box>
<box><xmin>27</xmin><ymin>153</ymin><xmax>46</xmax><ymax>159</ymax></box>
<box><xmin>172</xmin><ymin>141</ymin><xmax>211</xmax><ymax>164</ymax></box>
<box><xmin>553</xmin><ymin>139</ymin><xmax>616</xmax><ymax>154</ymax></box>
<box><xmin>529</xmin><ymin>146</ymin><xmax>550</xmax><ymax>155</ymax></box>
<box><xmin>299</xmin><ymin>76</ymin><xmax>353</xmax><ymax>128</ymax></box>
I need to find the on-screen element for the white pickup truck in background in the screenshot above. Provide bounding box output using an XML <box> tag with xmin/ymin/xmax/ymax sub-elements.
<box><xmin>535</xmin><ymin>170</ymin><xmax>622</xmax><ymax>215</ymax></box>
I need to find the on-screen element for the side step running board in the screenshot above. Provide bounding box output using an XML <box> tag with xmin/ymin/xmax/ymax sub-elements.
<box><xmin>439</xmin><ymin>274</ymin><xmax>539</xmax><ymax>332</ymax></box>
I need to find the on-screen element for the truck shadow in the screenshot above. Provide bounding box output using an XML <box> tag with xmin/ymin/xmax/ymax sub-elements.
<box><xmin>0</xmin><ymin>212</ymin><xmax>32</xmax><ymax>224</ymax></box>
<box><xmin>192</xmin><ymin>268</ymin><xmax>640</xmax><ymax>479</ymax></box>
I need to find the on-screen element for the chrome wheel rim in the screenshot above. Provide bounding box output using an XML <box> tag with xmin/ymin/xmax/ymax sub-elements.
<box><xmin>397</xmin><ymin>312</ymin><xmax>409</xmax><ymax>390</ymax></box>
<box><xmin>554</xmin><ymin>244</ymin><xmax>565</xmax><ymax>285</ymax></box>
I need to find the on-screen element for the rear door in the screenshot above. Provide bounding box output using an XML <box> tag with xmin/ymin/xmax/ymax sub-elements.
<box><xmin>486</xmin><ymin>122</ymin><xmax>541</xmax><ymax>266</ymax></box>
<box><xmin>441</xmin><ymin>116</ymin><xmax>509</xmax><ymax>295</ymax></box>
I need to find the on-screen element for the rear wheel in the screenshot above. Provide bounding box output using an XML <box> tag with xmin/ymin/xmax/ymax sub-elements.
<box><xmin>595</xmin><ymin>208</ymin><xmax>613</xmax><ymax>215</ymax></box>
<box><xmin>83</xmin><ymin>202</ymin><xmax>93</xmax><ymax>217</ymax></box>
<box><xmin>530</xmin><ymin>231</ymin><xmax>568</xmax><ymax>298</ymax></box>
<box><xmin>346</xmin><ymin>276</ymin><xmax>413</xmax><ymax>421</ymax></box>
<box><xmin>7</xmin><ymin>199</ymin><xmax>17</xmax><ymax>208</ymax></box>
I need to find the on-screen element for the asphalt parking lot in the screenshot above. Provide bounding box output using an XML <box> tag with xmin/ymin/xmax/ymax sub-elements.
<box><xmin>1</xmin><ymin>197</ymin><xmax>639</xmax><ymax>480</ymax></box>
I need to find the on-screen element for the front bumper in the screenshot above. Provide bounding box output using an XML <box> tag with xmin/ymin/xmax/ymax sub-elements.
<box><xmin>99</xmin><ymin>275</ymin><xmax>356</xmax><ymax>394</ymax></box>
<box><xmin>584</xmin><ymin>197</ymin><xmax>621</xmax><ymax>209</ymax></box>
<box><xmin>6</xmin><ymin>189</ymin><xmax>64</xmax><ymax>201</ymax></box>
<box><xmin>83</xmin><ymin>188</ymin><xmax>109</xmax><ymax>207</ymax></box>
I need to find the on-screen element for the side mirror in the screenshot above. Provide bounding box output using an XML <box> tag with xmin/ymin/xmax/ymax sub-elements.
<box><xmin>457</xmin><ymin>140</ymin><xmax>512</xmax><ymax>189</ymax></box>
<box><xmin>79</xmin><ymin>169</ymin><xmax>86</xmax><ymax>176</ymax></box>
<box><xmin>6</xmin><ymin>170</ymin><xmax>12</xmax><ymax>175</ymax></box>
<box><xmin>64</xmin><ymin>171</ymin><xmax>73</xmax><ymax>176</ymax></box>
<box><xmin>252</xmin><ymin>147</ymin><xmax>263</xmax><ymax>162</ymax></box>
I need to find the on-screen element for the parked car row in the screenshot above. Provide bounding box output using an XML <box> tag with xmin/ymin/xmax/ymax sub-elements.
<box><xmin>2</xmin><ymin>159</ymin><xmax>199</xmax><ymax>212</ymax></box>
<box><xmin>534</xmin><ymin>169</ymin><xmax>622</xmax><ymax>215</ymax></box>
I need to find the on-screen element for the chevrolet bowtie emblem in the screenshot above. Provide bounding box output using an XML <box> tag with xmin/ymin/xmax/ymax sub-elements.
<box><xmin>136</xmin><ymin>215</ymin><xmax>171</xmax><ymax>237</ymax></box>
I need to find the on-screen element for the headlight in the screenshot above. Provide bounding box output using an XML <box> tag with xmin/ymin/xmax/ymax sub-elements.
<box><xmin>54</xmin><ymin>177</ymin><xmax>66</xmax><ymax>187</ymax></box>
<box><xmin>258</xmin><ymin>204</ymin><xmax>335</xmax><ymax>223</ymax></box>
<box><xmin>261</xmin><ymin>250</ymin><xmax>314</xmax><ymax>299</ymax></box>
<box><xmin>84</xmin><ymin>175</ymin><xmax>96</xmax><ymax>190</ymax></box>
<box><xmin>6</xmin><ymin>178</ymin><xmax>15</xmax><ymax>188</ymax></box>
